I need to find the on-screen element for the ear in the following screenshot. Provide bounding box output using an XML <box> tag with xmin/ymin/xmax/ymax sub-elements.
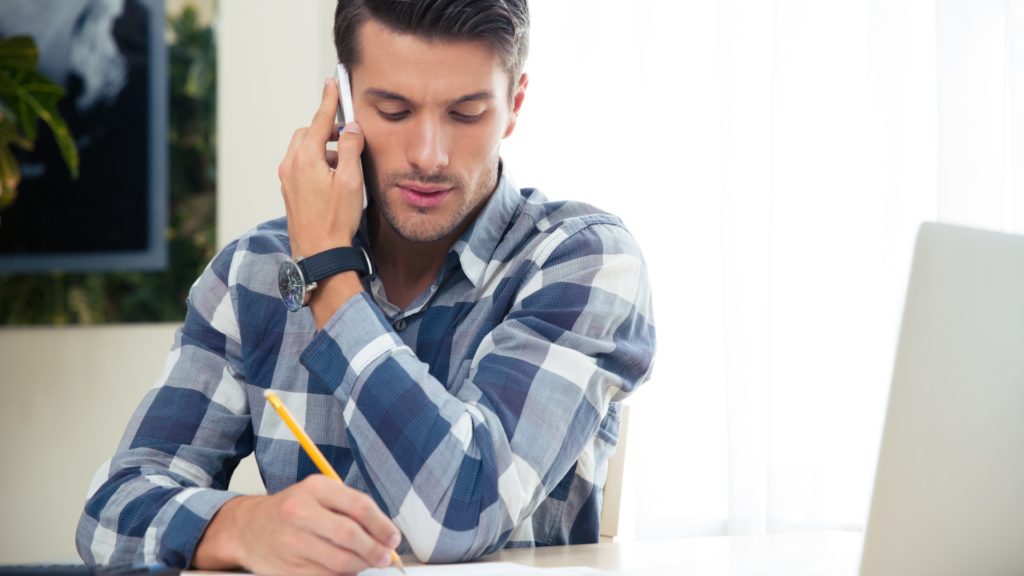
<box><xmin>503</xmin><ymin>72</ymin><xmax>529</xmax><ymax>139</ymax></box>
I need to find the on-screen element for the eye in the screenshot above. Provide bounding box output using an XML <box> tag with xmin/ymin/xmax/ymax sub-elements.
<box><xmin>378</xmin><ymin>109</ymin><xmax>410</xmax><ymax>122</ymax></box>
<box><xmin>450</xmin><ymin>110</ymin><xmax>485</xmax><ymax>123</ymax></box>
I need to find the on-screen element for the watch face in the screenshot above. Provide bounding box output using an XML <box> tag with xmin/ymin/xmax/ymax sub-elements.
<box><xmin>278</xmin><ymin>260</ymin><xmax>306</xmax><ymax>312</ymax></box>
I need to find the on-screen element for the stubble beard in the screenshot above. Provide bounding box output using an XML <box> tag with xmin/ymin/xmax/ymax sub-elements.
<box><xmin>364</xmin><ymin>151</ymin><xmax>499</xmax><ymax>243</ymax></box>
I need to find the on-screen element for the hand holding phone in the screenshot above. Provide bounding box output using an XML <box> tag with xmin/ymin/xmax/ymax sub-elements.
<box><xmin>276</xmin><ymin>71</ymin><xmax>366</xmax><ymax>260</ymax></box>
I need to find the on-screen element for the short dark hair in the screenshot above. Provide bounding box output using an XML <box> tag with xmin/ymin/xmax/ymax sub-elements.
<box><xmin>334</xmin><ymin>0</ymin><xmax>530</xmax><ymax>93</ymax></box>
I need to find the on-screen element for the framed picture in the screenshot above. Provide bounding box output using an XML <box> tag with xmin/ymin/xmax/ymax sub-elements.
<box><xmin>0</xmin><ymin>0</ymin><xmax>167</xmax><ymax>273</ymax></box>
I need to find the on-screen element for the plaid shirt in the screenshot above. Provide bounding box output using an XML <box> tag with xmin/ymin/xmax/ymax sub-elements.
<box><xmin>76</xmin><ymin>173</ymin><xmax>656</xmax><ymax>567</ymax></box>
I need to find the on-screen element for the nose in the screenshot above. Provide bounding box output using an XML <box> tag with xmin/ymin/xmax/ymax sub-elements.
<box><xmin>406</xmin><ymin>116</ymin><xmax>449</xmax><ymax>174</ymax></box>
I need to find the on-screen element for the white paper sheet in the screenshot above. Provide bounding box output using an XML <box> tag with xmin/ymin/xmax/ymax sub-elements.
<box><xmin>184</xmin><ymin>561</ymin><xmax>604</xmax><ymax>575</ymax></box>
<box><xmin>359</xmin><ymin>562</ymin><xmax>604</xmax><ymax>575</ymax></box>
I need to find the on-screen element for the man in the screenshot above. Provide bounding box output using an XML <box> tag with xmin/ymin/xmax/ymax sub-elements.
<box><xmin>77</xmin><ymin>1</ymin><xmax>656</xmax><ymax>573</ymax></box>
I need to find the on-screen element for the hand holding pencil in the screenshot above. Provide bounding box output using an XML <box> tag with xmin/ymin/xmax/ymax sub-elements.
<box><xmin>264</xmin><ymin>390</ymin><xmax>407</xmax><ymax>573</ymax></box>
<box><xmin>193</xmin><ymin>440</ymin><xmax>404</xmax><ymax>573</ymax></box>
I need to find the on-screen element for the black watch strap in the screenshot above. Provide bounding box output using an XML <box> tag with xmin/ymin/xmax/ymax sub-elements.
<box><xmin>298</xmin><ymin>247</ymin><xmax>371</xmax><ymax>283</ymax></box>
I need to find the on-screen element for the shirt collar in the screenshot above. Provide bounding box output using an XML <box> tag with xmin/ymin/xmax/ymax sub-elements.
<box><xmin>450</xmin><ymin>170</ymin><xmax>523</xmax><ymax>288</ymax></box>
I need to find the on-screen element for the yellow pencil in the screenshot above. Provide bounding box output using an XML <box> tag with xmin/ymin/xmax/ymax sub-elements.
<box><xmin>264</xmin><ymin>390</ymin><xmax>406</xmax><ymax>574</ymax></box>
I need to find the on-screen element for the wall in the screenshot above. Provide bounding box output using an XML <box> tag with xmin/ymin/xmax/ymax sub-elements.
<box><xmin>217</xmin><ymin>0</ymin><xmax>338</xmax><ymax>247</ymax></box>
<box><xmin>0</xmin><ymin>325</ymin><xmax>178</xmax><ymax>562</ymax></box>
<box><xmin>0</xmin><ymin>0</ymin><xmax>337</xmax><ymax>563</ymax></box>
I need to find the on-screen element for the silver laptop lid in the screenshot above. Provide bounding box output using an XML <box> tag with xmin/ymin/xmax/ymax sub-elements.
<box><xmin>860</xmin><ymin>223</ymin><xmax>1024</xmax><ymax>576</ymax></box>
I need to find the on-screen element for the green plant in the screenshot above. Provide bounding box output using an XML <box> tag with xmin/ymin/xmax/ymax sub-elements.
<box><xmin>0</xmin><ymin>36</ymin><xmax>79</xmax><ymax>210</ymax></box>
<box><xmin>0</xmin><ymin>4</ymin><xmax>216</xmax><ymax>325</ymax></box>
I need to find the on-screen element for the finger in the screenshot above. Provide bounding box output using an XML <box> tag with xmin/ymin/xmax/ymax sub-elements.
<box><xmin>326</xmin><ymin>150</ymin><xmax>338</xmax><ymax>170</ymax></box>
<box><xmin>333</xmin><ymin>122</ymin><xmax>366</xmax><ymax>187</ymax></box>
<box><xmin>278</xmin><ymin>128</ymin><xmax>307</xmax><ymax>183</ymax></box>
<box><xmin>315</xmin><ymin>478</ymin><xmax>400</xmax><ymax>549</ymax></box>
<box><xmin>285</xmin><ymin>127</ymin><xmax>306</xmax><ymax>159</ymax></box>
<box><xmin>300</xmin><ymin>531</ymin><xmax>371</xmax><ymax>575</ymax></box>
<box><xmin>307</xmin><ymin>506</ymin><xmax>392</xmax><ymax>569</ymax></box>
<box><xmin>309</xmin><ymin>79</ymin><xmax>341</xmax><ymax>144</ymax></box>
<box><xmin>329</xmin><ymin>123</ymin><xmax>342</xmax><ymax>142</ymax></box>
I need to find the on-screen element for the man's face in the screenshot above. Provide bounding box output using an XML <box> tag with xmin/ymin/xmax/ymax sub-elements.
<box><xmin>351</xmin><ymin>19</ymin><xmax>526</xmax><ymax>243</ymax></box>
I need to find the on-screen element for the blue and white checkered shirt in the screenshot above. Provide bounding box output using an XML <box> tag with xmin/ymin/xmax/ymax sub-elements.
<box><xmin>76</xmin><ymin>173</ymin><xmax>656</xmax><ymax>567</ymax></box>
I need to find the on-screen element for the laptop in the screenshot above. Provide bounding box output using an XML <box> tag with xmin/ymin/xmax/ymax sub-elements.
<box><xmin>859</xmin><ymin>222</ymin><xmax>1024</xmax><ymax>575</ymax></box>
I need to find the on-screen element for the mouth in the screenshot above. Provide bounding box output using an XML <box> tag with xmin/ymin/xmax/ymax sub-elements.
<box><xmin>397</xmin><ymin>181</ymin><xmax>452</xmax><ymax>208</ymax></box>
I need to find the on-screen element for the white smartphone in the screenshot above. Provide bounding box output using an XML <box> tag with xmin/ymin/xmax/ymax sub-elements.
<box><xmin>334</xmin><ymin>63</ymin><xmax>368</xmax><ymax>209</ymax></box>
<box><xmin>334</xmin><ymin>63</ymin><xmax>357</xmax><ymax>128</ymax></box>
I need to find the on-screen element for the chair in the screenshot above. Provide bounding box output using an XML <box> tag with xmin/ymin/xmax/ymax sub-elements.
<box><xmin>599</xmin><ymin>404</ymin><xmax>630</xmax><ymax>542</ymax></box>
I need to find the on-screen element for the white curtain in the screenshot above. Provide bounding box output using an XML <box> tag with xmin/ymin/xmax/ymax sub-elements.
<box><xmin>502</xmin><ymin>0</ymin><xmax>1024</xmax><ymax>539</ymax></box>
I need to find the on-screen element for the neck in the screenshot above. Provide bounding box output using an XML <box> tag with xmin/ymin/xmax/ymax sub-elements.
<box><xmin>368</xmin><ymin>165</ymin><xmax>502</xmax><ymax>308</ymax></box>
<box><xmin>368</xmin><ymin>208</ymin><xmax>460</xmax><ymax>288</ymax></box>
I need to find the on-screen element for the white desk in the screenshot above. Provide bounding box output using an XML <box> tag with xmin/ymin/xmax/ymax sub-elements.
<box><xmin>409</xmin><ymin>531</ymin><xmax>863</xmax><ymax>575</ymax></box>
<box><xmin>187</xmin><ymin>531</ymin><xmax>862</xmax><ymax>575</ymax></box>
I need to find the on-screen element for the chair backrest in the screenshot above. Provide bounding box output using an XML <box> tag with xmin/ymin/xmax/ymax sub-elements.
<box><xmin>599</xmin><ymin>403</ymin><xmax>630</xmax><ymax>542</ymax></box>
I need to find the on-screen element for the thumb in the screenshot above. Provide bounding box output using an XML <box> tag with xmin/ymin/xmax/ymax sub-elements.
<box><xmin>334</xmin><ymin>121</ymin><xmax>365</xmax><ymax>185</ymax></box>
<box><xmin>337</xmin><ymin>121</ymin><xmax>365</xmax><ymax>160</ymax></box>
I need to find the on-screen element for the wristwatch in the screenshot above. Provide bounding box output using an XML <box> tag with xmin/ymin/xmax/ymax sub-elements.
<box><xmin>278</xmin><ymin>246</ymin><xmax>372</xmax><ymax>312</ymax></box>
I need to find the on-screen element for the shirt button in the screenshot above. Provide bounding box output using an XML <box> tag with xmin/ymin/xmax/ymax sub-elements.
<box><xmin>393</xmin><ymin>318</ymin><xmax>407</xmax><ymax>332</ymax></box>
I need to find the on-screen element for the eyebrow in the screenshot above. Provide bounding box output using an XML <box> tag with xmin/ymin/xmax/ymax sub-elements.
<box><xmin>364</xmin><ymin>88</ymin><xmax>494</xmax><ymax>106</ymax></box>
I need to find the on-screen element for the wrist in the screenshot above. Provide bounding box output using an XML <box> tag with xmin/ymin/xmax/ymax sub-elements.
<box><xmin>295</xmin><ymin>239</ymin><xmax>353</xmax><ymax>259</ymax></box>
<box><xmin>193</xmin><ymin>495</ymin><xmax>256</xmax><ymax>569</ymax></box>
<box><xmin>280</xmin><ymin>241</ymin><xmax>370</xmax><ymax>315</ymax></box>
<box><xmin>309</xmin><ymin>271</ymin><xmax>364</xmax><ymax>330</ymax></box>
